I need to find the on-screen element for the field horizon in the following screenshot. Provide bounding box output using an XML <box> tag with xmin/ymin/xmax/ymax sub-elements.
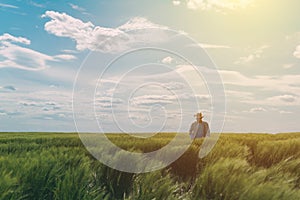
<box><xmin>0</xmin><ymin>131</ymin><xmax>299</xmax><ymax>199</ymax></box>
<box><xmin>1</xmin><ymin>131</ymin><xmax>300</xmax><ymax>134</ymax></box>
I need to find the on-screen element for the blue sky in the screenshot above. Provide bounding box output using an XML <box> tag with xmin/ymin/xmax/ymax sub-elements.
<box><xmin>0</xmin><ymin>0</ymin><xmax>299</xmax><ymax>133</ymax></box>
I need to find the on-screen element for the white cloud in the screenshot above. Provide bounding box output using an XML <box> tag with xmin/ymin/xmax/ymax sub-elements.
<box><xmin>219</xmin><ymin>70</ymin><xmax>248</xmax><ymax>83</ymax></box>
<box><xmin>191</xmin><ymin>43</ymin><xmax>231</xmax><ymax>49</ymax></box>
<box><xmin>218</xmin><ymin>70</ymin><xmax>300</xmax><ymax>97</ymax></box>
<box><xmin>20</xmin><ymin>101</ymin><xmax>42</xmax><ymax>107</ymax></box>
<box><xmin>186</xmin><ymin>0</ymin><xmax>253</xmax><ymax>11</ymax></box>
<box><xmin>172</xmin><ymin>1</ymin><xmax>181</xmax><ymax>6</ymax></box>
<box><xmin>128</xmin><ymin>112</ymin><xmax>150</xmax><ymax>121</ymax></box>
<box><xmin>28</xmin><ymin>1</ymin><xmax>45</xmax><ymax>8</ymax></box>
<box><xmin>0</xmin><ymin>33</ymin><xmax>30</xmax><ymax>45</ymax></box>
<box><xmin>0</xmin><ymin>111</ymin><xmax>7</xmax><ymax>116</ymax></box>
<box><xmin>130</xmin><ymin>94</ymin><xmax>176</xmax><ymax>106</ymax></box>
<box><xmin>267</xmin><ymin>94</ymin><xmax>298</xmax><ymax>104</ymax></box>
<box><xmin>293</xmin><ymin>45</ymin><xmax>300</xmax><ymax>58</ymax></box>
<box><xmin>1</xmin><ymin>89</ymin><xmax>73</xmax><ymax>119</ymax></box>
<box><xmin>235</xmin><ymin>45</ymin><xmax>269</xmax><ymax>65</ymax></box>
<box><xmin>95</xmin><ymin>96</ymin><xmax>123</xmax><ymax>106</ymax></box>
<box><xmin>235</xmin><ymin>54</ymin><xmax>255</xmax><ymax>64</ymax></box>
<box><xmin>174</xmin><ymin>64</ymin><xmax>214</xmax><ymax>75</ymax></box>
<box><xmin>194</xmin><ymin>94</ymin><xmax>211</xmax><ymax>101</ymax></box>
<box><xmin>225</xmin><ymin>90</ymin><xmax>253</xmax><ymax>100</ymax></box>
<box><xmin>19</xmin><ymin>100</ymin><xmax>61</xmax><ymax>112</ymax></box>
<box><xmin>240</xmin><ymin>94</ymin><xmax>299</xmax><ymax>107</ymax></box>
<box><xmin>249</xmin><ymin>107</ymin><xmax>266</xmax><ymax>113</ymax></box>
<box><xmin>61</xmin><ymin>49</ymin><xmax>78</xmax><ymax>54</ymax></box>
<box><xmin>42</xmin><ymin>11</ymin><xmax>168</xmax><ymax>53</ymax></box>
<box><xmin>42</xmin><ymin>11</ymin><xmax>95</xmax><ymax>51</ymax></box>
<box><xmin>161</xmin><ymin>64</ymin><xmax>300</xmax><ymax>103</ymax></box>
<box><xmin>0</xmin><ymin>33</ymin><xmax>77</xmax><ymax>70</ymax></box>
<box><xmin>279</xmin><ymin>110</ymin><xmax>292</xmax><ymax>114</ymax></box>
<box><xmin>69</xmin><ymin>3</ymin><xmax>85</xmax><ymax>12</ymax></box>
<box><xmin>283</xmin><ymin>63</ymin><xmax>295</xmax><ymax>69</ymax></box>
<box><xmin>0</xmin><ymin>3</ymin><xmax>18</xmax><ymax>9</ymax></box>
<box><xmin>175</xmin><ymin>64</ymin><xmax>195</xmax><ymax>73</ymax></box>
<box><xmin>164</xmin><ymin>81</ymin><xmax>186</xmax><ymax>90</ymax></box>
<box><xmin>0</xmin><ymin>41</ymin><xmax>53</xmax><ymax>70</ymax></box>
<box><xmin>161</xmin><ymin>56</ymin><xmax>173</xmax><ymax>64</ymax></box>
<box><xmin>118</xmin><ymin>17</ymin><xmax>167</xmax><ymax>31</ymax></box>
<box><xmin>174</xmin><ymin>65</ymin><xmax>300</xmax><ymax>106</ymax></box>
<box><xmin>53</xmin><ymin>54</ymin><xmax>76</xmax><ymax>60</ymax></box>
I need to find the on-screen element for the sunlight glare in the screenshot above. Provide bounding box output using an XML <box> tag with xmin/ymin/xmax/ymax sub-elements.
<box><xmin>188</xmin><ymin>0</ymin><xmax>254</xmax><ymax>10</ymax></box>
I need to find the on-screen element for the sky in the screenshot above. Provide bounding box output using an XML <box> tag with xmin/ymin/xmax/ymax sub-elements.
<box><xmin>0</xmin><ymin>0</ymin><xmax>299</xmax><ymax>133</ymax></box>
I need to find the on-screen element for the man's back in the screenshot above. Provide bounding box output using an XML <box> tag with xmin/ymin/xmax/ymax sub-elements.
<box><xmin>189</xmin><ymin>121</ymin><xmax>210</xmax><ymax>138</ymax></box>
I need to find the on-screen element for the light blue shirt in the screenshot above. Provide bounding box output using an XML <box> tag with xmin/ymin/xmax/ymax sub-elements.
<box><xmin>189</xmin><ymin>121</ymin><xmax>210</xmax><ymax>139</ymax></box>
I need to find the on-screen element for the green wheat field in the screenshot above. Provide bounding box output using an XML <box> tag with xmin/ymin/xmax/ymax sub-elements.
<box><xmin>0</xmin><ymin>132</ymin><xmax>299</xmax><ymax>200</ymax></box>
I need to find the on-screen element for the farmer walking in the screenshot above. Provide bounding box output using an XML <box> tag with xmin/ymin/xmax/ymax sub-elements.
<box><xmin>189</xmin><ymin>112</ymin><xmax>210</xmax><ymax>139</ymax></box>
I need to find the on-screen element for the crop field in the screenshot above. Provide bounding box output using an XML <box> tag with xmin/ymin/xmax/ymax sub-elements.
<box><xmin>0</xmin><ymin>132</ymin><xmax>299</xmax><ymax>200</ymax></box>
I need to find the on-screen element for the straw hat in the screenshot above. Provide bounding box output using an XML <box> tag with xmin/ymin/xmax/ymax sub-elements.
<box><xmin>194</xmin><ymin>112</ymin><xmax>204</xmax><ymax>119</ymax></box>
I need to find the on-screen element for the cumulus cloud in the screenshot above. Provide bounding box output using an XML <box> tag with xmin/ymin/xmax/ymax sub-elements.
<box><xmin>42</xmin><ymin>11</ymin><xmax>168</xmax><ymax>53</ymax></box>
<box><xmin>0</xmin><ymin>33</ymin><xmax>77</xmax><ymax>70</ymax></box>
<box><xmin>161</xmin><ymin>56</ymin><xmax>174</xmax><ymax>64</ymax></box>
<box><xmin>118</xmin><ymin>17</ymin><xmax>166</xmax><ymax>30</ymax></box>
<box><xmin>173</xmin><ymin>1</ymin><xmax>181</xmax><ymax>6</ymax></box>
<box><xmin>293</xmin><ymin>45</ymin><xmax>300</xmax><ymax>58</ymax></box>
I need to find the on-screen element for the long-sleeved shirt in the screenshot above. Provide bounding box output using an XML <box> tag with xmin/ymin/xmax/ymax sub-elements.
<box><xmin>189</xmin><ymin>121</ymin><xmax>210</xmax><ymax>139</ymax></box>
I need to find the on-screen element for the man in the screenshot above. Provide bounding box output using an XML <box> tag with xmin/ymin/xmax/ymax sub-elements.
<box><xmin>189</xmin><ymin>112</ymin><xmax>210</xmax><ymax>139</ymax></box>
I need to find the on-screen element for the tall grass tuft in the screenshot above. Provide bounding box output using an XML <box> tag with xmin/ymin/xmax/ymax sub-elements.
<box><xmin>0</xmin><ymin>132</ymin><xmax>299</xmax><ymax>199</ymax></box>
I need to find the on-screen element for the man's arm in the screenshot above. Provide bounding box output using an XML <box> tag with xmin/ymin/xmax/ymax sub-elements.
<box><xmin>205</xmin><ymin>122</ymin><xmax>210</xmax><ymax>137</ymax></box>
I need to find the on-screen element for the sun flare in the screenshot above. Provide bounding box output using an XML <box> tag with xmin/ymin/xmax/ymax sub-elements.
<box><xmin>216</xmin><ymin>0</ymin><xmax>253</xmax><ymax>9</ymax></box>
<box><xmin>187</xmin><ymin>0</ymin><xmax>254</xmax><ymax>10</ymax></box>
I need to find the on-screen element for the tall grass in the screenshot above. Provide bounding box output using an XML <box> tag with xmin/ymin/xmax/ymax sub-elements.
<box><xmin>0</xmin><ymin>132</ymin><xmax>299</xmax><ymax>199</ymax></box>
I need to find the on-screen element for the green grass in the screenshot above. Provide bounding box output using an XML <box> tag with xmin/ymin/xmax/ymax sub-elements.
<box><xmin>0</xmin><ymin>132</ymin><xmax>299</xmax><ymax>199</ymax></box>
